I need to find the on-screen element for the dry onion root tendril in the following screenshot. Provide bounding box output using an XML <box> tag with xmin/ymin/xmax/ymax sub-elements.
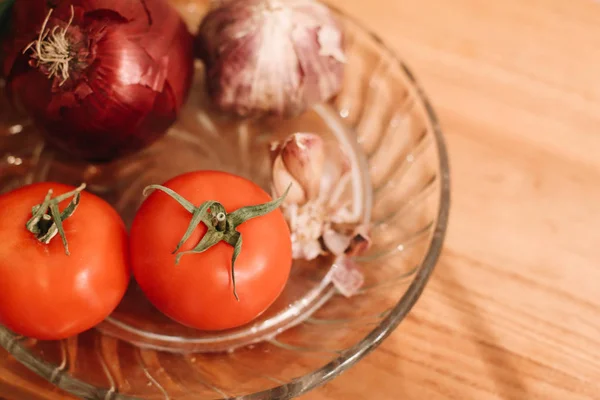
<box><xmin>23</xmin><ymin>6</ymin><xmax>75</xmax><ymax>86</ymax></box>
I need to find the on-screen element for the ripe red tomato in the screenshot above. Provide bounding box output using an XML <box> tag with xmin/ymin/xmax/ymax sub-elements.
<box><xmin>0</xmin><ymin>183</ymin><xmax>130</xmax><ymax>340</ymax></box>
<box><xmin>130</xmin><ymin>171</ymin><xmax>292</xmax><ymax>331</ymax></box>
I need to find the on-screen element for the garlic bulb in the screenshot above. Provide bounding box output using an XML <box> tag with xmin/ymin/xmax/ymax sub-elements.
<box><xmin>270</xmin><ymin>133</ymin><xmax>370</xmax><ymax>260</ymax></box>
<box><xmin>197</xmin><ymin>0</ymin><xmax>346</xmax><ymax>117</ymax></box>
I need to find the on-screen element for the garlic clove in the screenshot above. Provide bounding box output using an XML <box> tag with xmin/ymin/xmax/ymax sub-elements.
<box><xmin>324</xmin><ymin>222</ymin><xmax>371</xmax><ymax>257</ymax></box>
<box><xmin>269</xmin><ymin>131</ymin><xmax>365</xmax><ymax>261</ymax></box>
<box><xmin>331</xmin><ymin>256</ymin><xmax>364</xmax><ymax>298</ymax></box>
<box><xmin>272</xmin><ymin>156</ymin><xmax>307</xmax><ymax>205</ymax></box>
<box><xmin>322</xmin><ymin>226</ymin><xmax>352</xmax><ymax>256</ymax></box>
<box><xmin>280</xmin><ymin>133</ymin><xmax>325</xmax><ymax>200</ymax></box>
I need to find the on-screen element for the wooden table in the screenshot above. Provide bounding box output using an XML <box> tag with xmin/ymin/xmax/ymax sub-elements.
<box><xmin>2</xmin><ymin>0</ymin><xmax>600</xmax><ymax>399</ymax></box>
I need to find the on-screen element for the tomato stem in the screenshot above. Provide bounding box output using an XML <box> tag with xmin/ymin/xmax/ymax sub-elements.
<box><xmin>25</xmin><ymin>183</ymin><xmax>86</xmax><ymax>255</ymax></box>
<box><xmin>215</xmin><ymin>212</ymin><xmax>227</xmax><ymax>231</ymax></box>
<box><xmin>143</xmin><ymin>183</ymin><xmax>291</xmax><ymax>301</ymax></box>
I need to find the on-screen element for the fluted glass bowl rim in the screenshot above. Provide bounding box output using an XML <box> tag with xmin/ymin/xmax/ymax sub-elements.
<box><xmin>264</xmin><ymin>14</ymin><xmax>452</xmax><ymax>400</ymax></box>
<box><xmin>0</xmin><ymin>5</ymin><xmax>450</xmax><ymax>400</ymax></box>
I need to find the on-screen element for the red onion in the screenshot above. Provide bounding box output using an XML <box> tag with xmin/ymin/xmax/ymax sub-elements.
<box><xmin>1</xmin><ymin>0</ymin><xmax>194</xmax><ymax>162</ymax></box>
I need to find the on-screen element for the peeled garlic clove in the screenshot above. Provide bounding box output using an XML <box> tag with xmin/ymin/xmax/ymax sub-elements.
<box><xmin>196</xmin><ymin>0</ymin><xmax>345</xmax><ymax>117</ymax></box>
<box><xmin>272</xmin><ymin>155</ymin><xmax>307</xmax><ymax>205</ymax></box>
<box><xmin>280</xmin><ymin>133</ymin><xmax>325</xmax><ymax>199</ymax></box>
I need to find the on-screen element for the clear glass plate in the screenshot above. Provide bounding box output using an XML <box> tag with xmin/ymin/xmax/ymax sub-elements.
<box><xmin>0</xmin><ymin>4</ymin><xmax>450</xmax><ymax>399</ymax></box>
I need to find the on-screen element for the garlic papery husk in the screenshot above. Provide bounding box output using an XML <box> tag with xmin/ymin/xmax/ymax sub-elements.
<box><xmin>271</xmin><ymin>132</ymin><xmax>371</xmax><ymax>261</ymax></box>
<box><xmin>330</xmin><ymin>256</ymin><xmax>365</xmax><ymax>298</ymax></box>
<box><xmin>285</xmin><ymin>202</ymin><xmax>326</xmax><ymax>260</ymax></box>
<box><xmin>196</xmin><ymin>0</ymin><xmax>346</xmax><ymax>117</ymax></box>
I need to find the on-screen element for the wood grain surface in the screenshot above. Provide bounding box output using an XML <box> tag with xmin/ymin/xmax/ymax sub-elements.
<box><xmin>2</xmin><ymin>0</ymin><xmax>600</xmax><ymax>399</ymax></box>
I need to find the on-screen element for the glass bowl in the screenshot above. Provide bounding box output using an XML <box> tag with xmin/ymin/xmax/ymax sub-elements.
<box><xmin>0</xmin><ymin>3</ymin><xmax>450</xmax><ymax>399</ymax></box>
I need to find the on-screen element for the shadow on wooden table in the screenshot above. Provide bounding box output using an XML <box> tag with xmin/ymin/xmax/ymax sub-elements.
<box><xmin>439</xmin><ymin>251</ymin><xmax>528</xmax><ymax>399</ymax></box>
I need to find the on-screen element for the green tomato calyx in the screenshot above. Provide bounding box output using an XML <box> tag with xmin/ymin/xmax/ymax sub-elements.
<box><xmin>25</xmin><ymin>183</ymin><xmax>87</xmax><ymax>256</ymax></box>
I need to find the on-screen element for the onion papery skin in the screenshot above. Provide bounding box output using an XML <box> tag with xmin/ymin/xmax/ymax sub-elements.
<box><xmin>2</xmin><ymin>0</ymin><xmax>195</xmax><ymax>162</ymax></box>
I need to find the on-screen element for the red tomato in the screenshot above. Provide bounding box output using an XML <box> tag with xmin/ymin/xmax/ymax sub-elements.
<box><xmin>0</xmin><ymin>183</ymin><xmax>130</xmax><ymax>340</ymax></box>
<box><xmin>130</xmin><ymin>171</ymin><xmax>292</xmax><ymax>331</ymax></box>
